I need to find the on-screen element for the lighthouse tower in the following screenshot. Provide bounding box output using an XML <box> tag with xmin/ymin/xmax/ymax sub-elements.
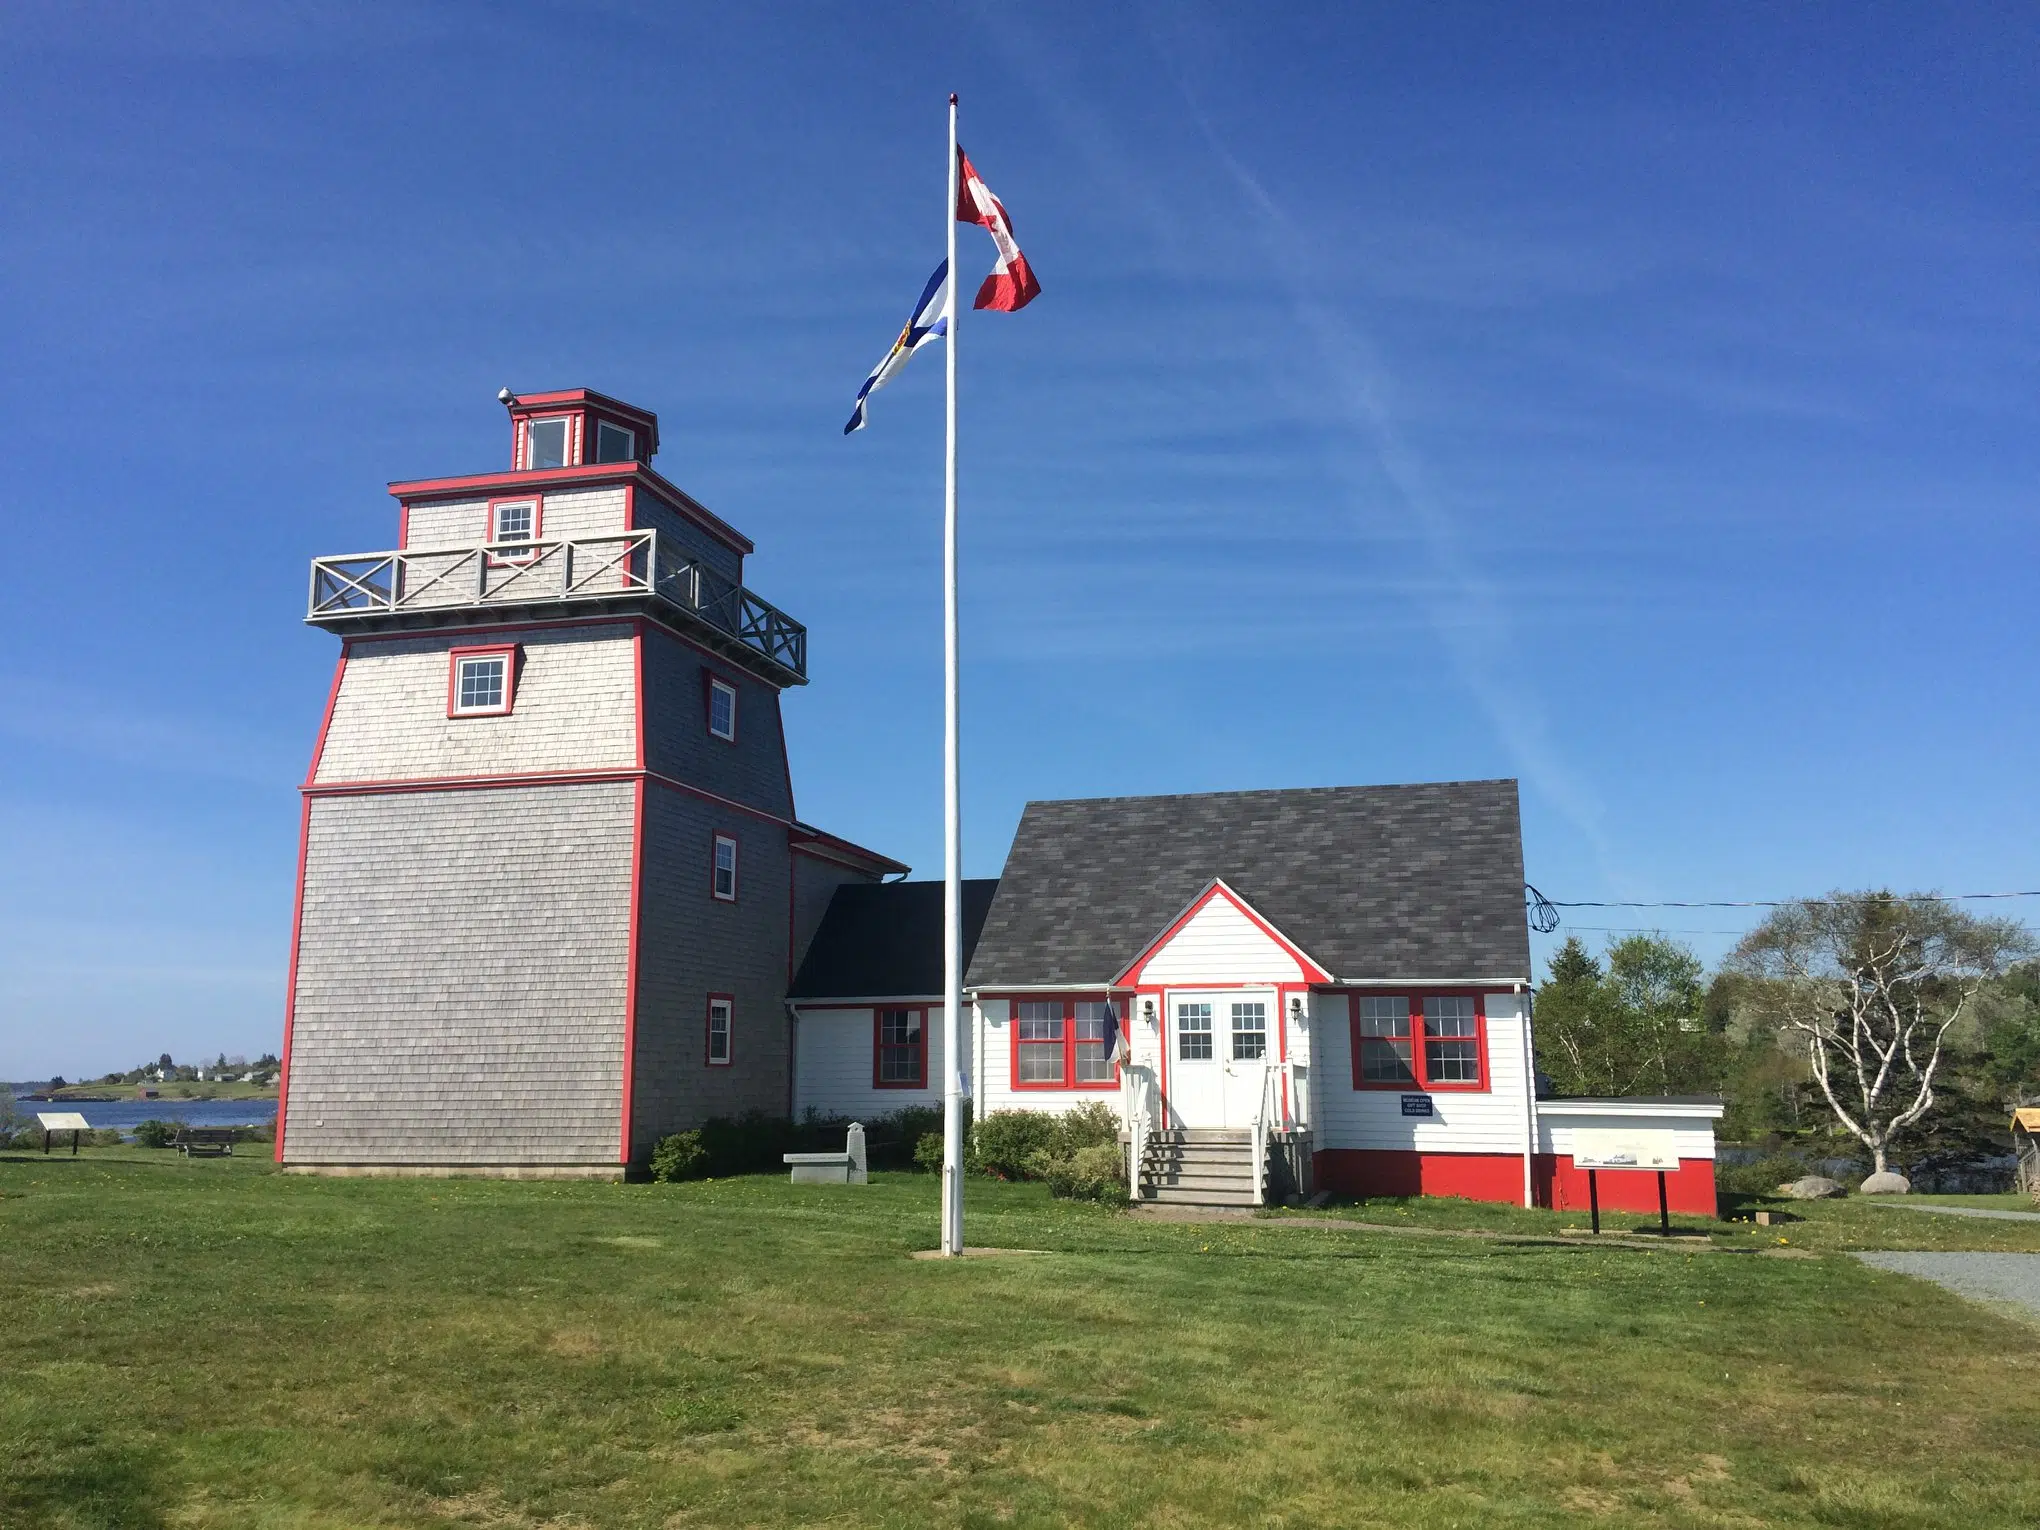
<box><xmin>278</xmin><ymin>390</ymin><xmax>904</xmax><ymax>1176</ymax></box>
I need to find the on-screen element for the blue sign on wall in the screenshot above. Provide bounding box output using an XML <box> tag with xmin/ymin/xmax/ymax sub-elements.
<box><xmin>1400</xmin><ymin>1094</ymin><xmax>1434</xmax><ymax>1117</ymax></box>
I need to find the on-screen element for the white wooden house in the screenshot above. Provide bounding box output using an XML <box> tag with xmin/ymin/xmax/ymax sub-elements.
<box><xmin>791</xmin><ymin>782</ymin><xmax>1723</xmax><ymax>1213</ymax></box>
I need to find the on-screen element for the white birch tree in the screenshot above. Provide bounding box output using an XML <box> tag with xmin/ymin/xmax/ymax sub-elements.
<box><xmin>1728</xmin><ymin>892</ymin><xmax>2033</xmax><ymax>1174</ymax></box>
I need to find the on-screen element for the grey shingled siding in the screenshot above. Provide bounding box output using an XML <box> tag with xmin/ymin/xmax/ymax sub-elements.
<box><xmin>634</xmin><ymin>487</ymin><xmax>743</xmax><ymax>584</ymax></box>
<box><xmin>967</xmin><ymin>780</ymin><xmax>1531</xmax><ymax>987</ymax></box>
<box><xmin>640</xmin><ymin>624</ymin><xmax>794</xmax><ymax>818</ymax></box>
<box><xmin>315</xmin><ymin>624</ymin><xmax>637</xmax><ymax>784</ymax></box>
<box><xmin>626</xmin><ymin>785</ymin><xmax>794</xmax><ymax>1159</ymax></box>
<box><xmin>284</xmin><ymin>782</ymin><xmax>634</xmax><ymax>1167</ymax></box>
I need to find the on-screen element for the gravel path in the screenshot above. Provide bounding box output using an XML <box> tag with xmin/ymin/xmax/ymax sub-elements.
<box><xmin>1854</xmin><ymin>1252</ymin><xmax>2040</xmax><ymax>1319</ymax></box>
<box><xmin>1861</xmin><ymin>1201</ymin><xmax>2040</xmax><ymax>1223</ymax></box>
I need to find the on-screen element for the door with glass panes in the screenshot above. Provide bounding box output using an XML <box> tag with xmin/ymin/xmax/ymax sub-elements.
<box><xmin>1165</xmin><ymin>990</ymin><xmax>1275</xmax><ymax>1128</ymax></box>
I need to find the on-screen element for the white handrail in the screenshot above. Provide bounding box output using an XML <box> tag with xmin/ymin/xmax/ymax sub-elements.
<box><xmin>1120</xmin><ymin>1063</ymin><xmax>1159</xmax><ymax>1199</ymax></box>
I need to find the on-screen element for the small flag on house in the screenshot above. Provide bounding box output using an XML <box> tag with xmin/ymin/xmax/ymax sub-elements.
<box><xmin>843</xmin><ymin>260</ymin><xmax>952</xmax><ymax>434</ymax></box>
<box><xmin>1101</xmin><ymin>999</ymin><xmax>1121</xmax><ymax>1063</ymax></box>
<box><xmin>956</xmin><ymin>149</ymin><xmax>1040</xmax><ymax>312</ymax></box>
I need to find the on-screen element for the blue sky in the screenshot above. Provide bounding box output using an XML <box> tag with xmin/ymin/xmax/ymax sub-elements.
<box><xmin>2</xmin><ymin>3</ymin><xmax>2035</xmax><ymax>1080</ymax></box>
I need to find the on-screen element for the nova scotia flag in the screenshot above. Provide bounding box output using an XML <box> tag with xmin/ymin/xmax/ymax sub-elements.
<box><xmin>844</xmin><ymin>260</ymin><xmax>950</xmax><ymax>434</ymax></box>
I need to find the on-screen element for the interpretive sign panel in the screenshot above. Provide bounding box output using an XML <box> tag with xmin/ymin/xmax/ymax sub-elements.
<box><xmin>1570</xmin><ymin>1127</ymin><xmax>1679</xmax><ymax>1171</ymax></box>
<box><xmin>35</xmin><ymin>1112</ymin><xmax>91</xmax><ymax>1132</ymax></box>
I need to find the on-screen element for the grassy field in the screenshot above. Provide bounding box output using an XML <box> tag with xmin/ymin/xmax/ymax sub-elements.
<box><xmin>5</xmin><ymin>1150</ymin><xmax>2040</xmax><ymax>1529</ymax></box>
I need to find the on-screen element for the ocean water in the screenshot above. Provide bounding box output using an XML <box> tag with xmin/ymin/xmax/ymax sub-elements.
<box><xmin>6</xmin><ymin>1088</ymin><xmax>277</xmax><ymax>1131</ymax></box>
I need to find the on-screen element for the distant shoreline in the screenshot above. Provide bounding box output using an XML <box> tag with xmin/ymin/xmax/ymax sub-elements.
<box><xmin>13</xmin><ymin>1083</ymin><xmax>281</xmax><ymax>1103</ymax></box>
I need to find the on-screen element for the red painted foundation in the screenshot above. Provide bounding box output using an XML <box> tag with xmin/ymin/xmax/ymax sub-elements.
<box><xmin>1313</xmin><ymin>1149</ymin><xmax>1719</xmax><ymax>1218</ymax></box>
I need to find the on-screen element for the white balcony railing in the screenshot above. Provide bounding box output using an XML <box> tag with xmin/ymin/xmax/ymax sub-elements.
<box><xmin>307</xmin><ymin>529</ymin><xmax>806</xmax><ymax>681</ymax></box>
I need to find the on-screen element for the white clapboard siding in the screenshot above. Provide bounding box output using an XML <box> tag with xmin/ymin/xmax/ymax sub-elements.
<box><xmin>1538</xmin><ymin>1111</ymin><xmax>1719</xmax><ymax>1162</ymax></box>
<box><xmin>315</xmin><ymin>624</ymin><xmax>637</xmax><ymax>783</ymax></box>
<box><xmin>973</xmin><ymin>998</ymin><xmax>1124</xmax><ymax>1119</ymax></box>
<box><xmin>1135</xmin><ymin>893</ymin><xmax>1307</xmax><ymax>984</ymax></box>
<box><xmin>793</xmin><ymin>1007</ymin><xmax>945</xmax><ymax>1120</ymax></box>
<box><xmin>1310</xmin><ymin>990</ymin><xmax>1535</xmax><ymax>1155</ymax></box>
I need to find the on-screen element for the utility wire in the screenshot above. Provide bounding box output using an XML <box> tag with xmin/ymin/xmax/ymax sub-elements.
<box><xmin>1522</xmin><ymin>883</ymin><xmax>2039</xmax><ymax>936</ymax></box>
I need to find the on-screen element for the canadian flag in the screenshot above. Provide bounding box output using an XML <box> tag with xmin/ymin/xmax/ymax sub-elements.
<box><xmin>955</xmin><ymin>149</ymin><xmax>1041</xmax><ymax>312</ymax></box>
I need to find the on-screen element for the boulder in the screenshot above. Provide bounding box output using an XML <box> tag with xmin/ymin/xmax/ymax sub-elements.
<box><xmin>1778</xmin><ymin>1175</ymin><xmax>1844</xmax><ymax>1200</ymax></box>
<box><xmin>1859</xmin><ymin>1170</ymin><xmax>1911</xmax><ymax>1195</ymax></box>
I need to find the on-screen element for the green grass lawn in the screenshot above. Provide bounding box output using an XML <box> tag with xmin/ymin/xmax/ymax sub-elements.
<box><xmin>5</xmin><ymin>1150</ymin><xmax>2040</xmax><ymax>1529</ymax></box>
<box><xmin>1284</xmin><ymin>1192</ymin><xmax>2040</xmax><ymax>1254</ymax></box>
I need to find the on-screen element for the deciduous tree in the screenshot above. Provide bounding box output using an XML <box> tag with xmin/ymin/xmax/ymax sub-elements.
<box><xmin>1727</xmin><ymin>892</ymin><xmax>2034</xmax><ymax>1175</ymax></box>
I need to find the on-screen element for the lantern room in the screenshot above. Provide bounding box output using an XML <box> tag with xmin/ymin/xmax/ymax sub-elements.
<box><xmin>502</xmin><ymin>388</ymin><xmax>661</xmax><ymax>472</ymax></box>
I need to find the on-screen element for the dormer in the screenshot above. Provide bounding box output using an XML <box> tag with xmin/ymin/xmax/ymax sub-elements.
<box><xmin>504</xmin><ymin>388</ymin><xmax>661</xmax><ymax>472</ymax></box>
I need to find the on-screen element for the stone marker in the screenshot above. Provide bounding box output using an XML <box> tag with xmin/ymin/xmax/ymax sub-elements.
<box><xmin>1779</xmin><ymin>1175</ymin><xmax>1844</xmax><ymax>1200</ymax></box>
<box><xmin>783</xmin><ymin>1121</ymin><xmax>869</xmax><ymax>1186</ymax></box>
<box><xmin>1859</xmin><ymin>1170</ymin><xmax>1911</xmax><ymax>1195</ymax></box>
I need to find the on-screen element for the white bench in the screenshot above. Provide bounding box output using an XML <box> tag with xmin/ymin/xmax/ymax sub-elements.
<box><xmin>784</xmin><ymin>1121</ymin><xmax>868</xmax><ymax>1185</ymax></box>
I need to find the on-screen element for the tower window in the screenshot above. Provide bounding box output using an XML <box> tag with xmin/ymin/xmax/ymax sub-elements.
<box><xmin>447</xmin><ymin>646</ymin><xmax>517</xmax><ymax>717</ymax></box>
<box><xmin>489</xmin><ymin>499</ymin><xmax>539</xmax><ymax>563</ymax></box>
<box><xmin>707</xmin><ymin>677</ymin><xmax>737</xmax><ymax>741</ymax></box>
<box><xmin>711</xmin><ymin>834</ymin><xmax>738</xmax><ymax>901</ymax></box>
<box><xmin>594</xmin><ymin>420</ymin><xmax>636</xmax><ymax>463</ymax></box>
<box><xmin>706</xmin><ymin>995</ymin><xmax>734</xmax><ymax>1066</ymax></box>
<box><xmin>524</xmin><ymin>417</ymin><xmax>570</xmax><ymax>470</ymax></box>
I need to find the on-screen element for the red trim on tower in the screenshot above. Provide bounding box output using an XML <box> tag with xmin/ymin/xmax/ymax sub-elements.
<box><xmin>302</xmin><ymin>644</ymin><xmax>349</xmax><ymax>788</ymax></box>
<box><xmin>390</xmin><ymin>461</ymin><xmax>752</xmax><ymax>555</ymax></box>
<box><xmin>775</xmin><ymin>694</ymin><xmax>796</xmax><ymax>820</ymax></box>
<box><xmin>273</xmin><ymin>794</ymin><xmax>314</xmax><ymax>1164</ymax></box>
<box><xmin>619</xmin><ymin>776</ymin><xmax>646</xmax><ymax>1164</ymax></box>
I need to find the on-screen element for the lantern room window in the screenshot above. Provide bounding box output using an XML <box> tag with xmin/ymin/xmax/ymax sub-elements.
<box><xmin>524</xmin><ymin>417</ymin><xmax>569</xmax><ymax>470</ymax></box>
<box><xmin>594</xmin><ymin>420</ymin><xmax>636</xmax><ymax>463</ymax></box>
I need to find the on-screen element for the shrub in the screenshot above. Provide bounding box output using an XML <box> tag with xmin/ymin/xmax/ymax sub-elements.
<box><xmin>973</xmin><ymin>1110</ymin><xmax>1061</xmax><ymax>1180</ymax></box>
<box><xmin>649</xmin><ymin>1131</ymin><xmax>707</xmax><ymax>1183</ymax></box>
<box><xmin>133</xmin><ymin>1119</ymin><xmax>180</xmax><ymax>1149</ymax></box>
<box><xmin>1715</xmin><ymin>1150</ymin><xmax>1819</xmax><ymax>1199</ymax></box>
<box><xmin>1039</xmin><ymin>1142</ymin><xmax>1130</xmax><ymax>1205</ymax></box>
<box><xmin>1050</xmin><ymin>1101</ymin><xmax>1120</xmax><ymax>1156</ymax></box>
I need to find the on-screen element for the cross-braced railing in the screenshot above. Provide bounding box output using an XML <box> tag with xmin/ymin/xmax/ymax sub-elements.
<box><xmin>308</xmin><ymin>529</ymin><xmax>806</xmax><ymax>680</ymax></box>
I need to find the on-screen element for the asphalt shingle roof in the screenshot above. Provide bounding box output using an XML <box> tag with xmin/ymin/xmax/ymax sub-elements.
<box><xmin>964</xmin><ymin>780</ymin><xmax>1530</xmax><ymax>987</ymax></box>
<box><xmin>789</xmin><ymin>879</ymin><xmax>1000</xmax><ymax>1000</ymax></box>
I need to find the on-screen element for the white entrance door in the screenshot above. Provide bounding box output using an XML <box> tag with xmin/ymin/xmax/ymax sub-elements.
<box><xmin>1166</xmin><ymin>990</ymin><xmax>1275</xmax><ymax>1128</ymax></box>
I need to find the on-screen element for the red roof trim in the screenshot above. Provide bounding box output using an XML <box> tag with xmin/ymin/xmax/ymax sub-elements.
<box><xmin>387</xmin><ymin>462</ymin><xmax>752</xmax><ymax>556</ymax></box>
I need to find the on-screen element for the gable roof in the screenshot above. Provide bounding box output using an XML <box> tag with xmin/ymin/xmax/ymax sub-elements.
<box><xmin>965</xmin><ymin>780</ymin><xmax>1530</xmax><ymax>988</ymax></box>
<box><xmin>790</xmin><ymin>879</ymin><xmax>1000</xmax><ymax>1001</ymax></box>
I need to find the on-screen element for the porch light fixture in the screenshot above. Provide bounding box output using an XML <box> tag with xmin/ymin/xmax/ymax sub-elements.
<box><xmin>1141</xmin><ymin>998</ymin><xmax>1156</xmax><ymax>1027</ymax></box>
<box><xmin>1290</xmin><ymin>996</ymin><xmax>1306</xmax><ymax>1030</ymax></box>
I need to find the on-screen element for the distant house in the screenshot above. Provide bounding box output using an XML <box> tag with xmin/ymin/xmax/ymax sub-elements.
<box><xmin>791</xmin><ymin>781</ymin><xmax>1722</xmax><ymax>1214</ymax></box>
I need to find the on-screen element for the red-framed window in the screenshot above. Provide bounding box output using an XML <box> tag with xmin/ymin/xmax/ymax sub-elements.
<box><xmin>706</xmin><ymin>994</ymin><xmax>734</xmax><ymax>1066</ymax></box>
<box><xmin>706</xmin><ymin>674</ymin><xmax>738</xmax><ymax>743</ymax></box>
<box><xmin>873</xmin><ymin>1006</ymin><xmax>929</xmax><ymax>1088</ymax></box>
<box><xmin>446</xmin><ymin>645</ymin><xmax>518</xmax><ymax>718</ymax></box>
<box><xmin>1351</xmin><ymin>993</ymin><xmax>1489</xmax><ymax>1092</ymax></box>
<box><xmin>487</xmin><ymin>495</ymin><xmax>542</xmax><ymax>564</ymax></box>
<box><xmin>711</xmin><ymin>834</ymin><xmax>739</xmax><ymax>902</ymax></box>
<box><xmin>521</xmin><ymin>415</ymin><xmax>575</xmax><ymax>470</ymax></box>
<box><xmin>1009</xmin><ymin>997</ymin><xmax>1120</xmax><ymax>1090</ymax></box>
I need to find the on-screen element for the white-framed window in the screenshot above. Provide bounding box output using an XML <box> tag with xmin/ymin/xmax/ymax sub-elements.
<box><xmin>594</xmin><ymin>420</ymin><xmax>636</xmax><ymax>463</ymax></box>
<box><xmin>706</xmin><ymin>995</ymin><xmax>733</xmax><ymax>1066</ymax></box>
<box><xmin>490</xmin><ymin>499</ymin><xmax>538</xmax><ymax>563</ymax></box>
<box><xmin>1177</xmin><ymin>1002</ymin><xmax>1214</xmax><ymax>1061</ymax></box>
<box><xmin>447</xmin><ymin>647</ymin><xmax>516</xmax><ymax>717</ymax></box>
<box><xmin>711</xmin><ymin>834</ymin><xmax>738</xmax><ymax>901</ymax></box>
<box><xmin>707</xmin><ymin>677</ymin><xmax>737</xmax><ymax>741</ymax></box>
<box><xmin>524</xmin><ymin>417</ymin><xmax>570</xmax><ymax>470</ymax></box>
<box><xmin>1230</xmin><ymin>1001</ymin><xmax>1268</xmax><ymax>1061</ymax></box>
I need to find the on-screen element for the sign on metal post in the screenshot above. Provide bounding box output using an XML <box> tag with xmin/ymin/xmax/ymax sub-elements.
<box><xmin>1570</xmin><ymin>1129</ymin><xmax>1681</xmax><ymax>1236</ymax></box>
<box><xmin>36</xmin><ymin>1111</ymin><xmax>91</xmax><ymax>1156</ymax></box>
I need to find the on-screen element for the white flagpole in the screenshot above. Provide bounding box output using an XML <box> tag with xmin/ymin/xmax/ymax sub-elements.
<box><xmin>939</xmin><ymin>91</ymin><xmax>966</xmax><ymax>1258</ymax></box>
